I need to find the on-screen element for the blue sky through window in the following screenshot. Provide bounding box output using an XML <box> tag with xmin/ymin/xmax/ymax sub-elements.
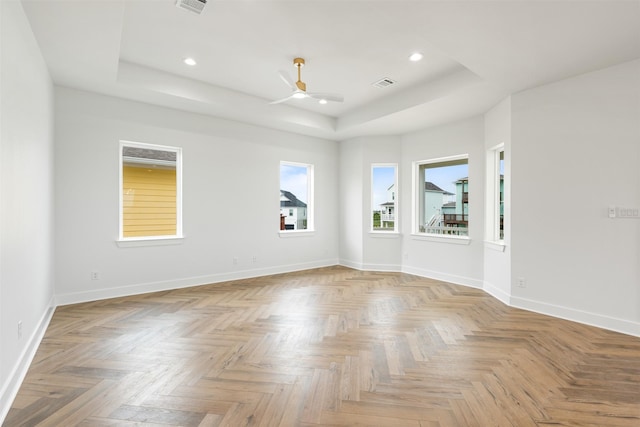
<box><xmin>372</xmin><ymin>166</ymin><xmax>395</xmax><ymax>209</ymax></box>
<box><xmin>280</xmin><ymin>163</ymin><xmax>308</xmax><ymax>203</ymax></box>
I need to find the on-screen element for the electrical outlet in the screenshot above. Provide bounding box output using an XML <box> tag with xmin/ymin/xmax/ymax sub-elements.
<box><xmin>18</xmin><ymin>321</ymin><xmax>22</xmax><ymax>339</ymax></box>
<box><xmin>517</xmin><ymin>277</ymin><xmax>526</xmax><ymax>288</ymax></box>
<box><xmin>252</xmin><ymin>256</ymin><xmax>257</xmax><ymax>263</ymax></box>
<box><xmin>233</xmin><ymin>257</ymin><xmax>238</xmax><ymax>265</ymax></box>
<box><xmin>91</xmin><ymin>271</ymin><xmax>100</xmax><ymax>280</ymax></box>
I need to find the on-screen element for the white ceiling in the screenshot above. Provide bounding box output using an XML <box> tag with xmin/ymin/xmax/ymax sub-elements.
<box><xmin>21</xmin><ymin>0</ymin><xmax>640</xmax><ymax>140</ymax></box>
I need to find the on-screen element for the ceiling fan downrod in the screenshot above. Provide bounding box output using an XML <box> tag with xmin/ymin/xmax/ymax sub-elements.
<box><xmin>293</xmin><ymin>58</ymin><xmax>306</xmax><ymax>92</ymax></box>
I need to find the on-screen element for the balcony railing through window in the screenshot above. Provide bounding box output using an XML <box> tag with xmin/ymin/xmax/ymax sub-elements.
<box><xmin>443</xmin><ymin>214</ymin><xmax>468</xmax><ymax>224</ymax></box>
<box><xmin>381</xmin><ymin>213</ymin><xmax>395</xmax><ymax>222</ymax></box>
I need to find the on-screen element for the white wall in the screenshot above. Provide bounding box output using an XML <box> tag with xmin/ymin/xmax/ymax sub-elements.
<box><xmin>54</xmin><ymin>87</ymin><xmax>339</xmax><ymax>304</ymax></box>
<box><xmin>338</xmin><ymin>138</ymin><xmax>365</xmax><ymax>268</ymax></box>
<box><xmin>511</xmin><ymin>59</ymin><xmax>640</xmax><ymax>335</ymax></box>
<box><xmin>400</xmin><ymin>117</ymin><xmax>485</xmax><ymax>288</ymax></box>
<box><xmin>340</xmin><ymin>136</ymin><xmax>404</xmax><ymax>271</ymax></box>
<box><xmin>483</xmin><ymin>97</ymin><xmax>511</xmax><ymax>303</ymax></box>
<box><xmin>2</xmin><ymin>13</ymin><xmax>639</xmax><ymax>426</ymax></box>
<box><xmin>361</xmin><ymin>136</ymin><xmax>402</xmax><ymax>271</ymax></box>
<box><xmin>0</xmin><ymin>0</ymin><xmax>55</xmax><ymax>418</ymax></box>
<box><xmin>339</xmin><ymin>136</ymin><xmax>403</xmax><ymax>271</ymax></box>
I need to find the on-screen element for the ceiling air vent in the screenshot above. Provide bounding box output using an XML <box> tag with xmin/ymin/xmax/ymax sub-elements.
<box><xmin>176</xmin><ymin>0</ymin><xmax>207</xmax><ymax>14</ymax></box>
<box><xmin>372</xmin><ymin>77</ymin><xmax>396</xmax><ymax>88</ymax></box>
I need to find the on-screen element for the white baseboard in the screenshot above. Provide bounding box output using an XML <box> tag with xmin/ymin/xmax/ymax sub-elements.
<box><xmin>56</xmin><ymin>259</ymin><xmax>339</xmax><ymax>306</ymax></box>
<box><xmin>338</xmin><ymin>259</ymin><xmax>364</xmax><ymax>271</ymax></box>
<box><xmin>339</xmin><ymin>260</ymin><xmax>401</xmax><ymax>273</ymax></box>
<box><xmin>511</xmin><ymin>295</ymin><xmax>640</xmax><ymax>338</ymax></box>
<box><xmin>362</xmin><ymin>263</ymin><xmax>402</xmax><ymax>272</ymax></box>
<box><xmin>0</xmin><ymin>299</ymin><xmax>56</xmax><ymax>424</ymax></box>
<box><xmin>483</xmin><ymin>281</ymin><xmax>512</xmax><ymax>305</ymax></box>
<box><xmin>401</xmin><ymin>265</ymin><xmax>484</xmax><ymax>289</ymax></box>
<box><xmin>481</xmin><ymin>282</ymin><xmax>640</xmax><ymax>338</ymax></box>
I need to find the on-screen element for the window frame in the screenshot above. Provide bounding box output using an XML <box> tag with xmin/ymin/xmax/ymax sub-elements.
<box><xmin>485</xmin><ymin>144</ymin><xmax>505</xmax><ymax>246</ymax></box>
<box><xmin>118</xmin><ymin>140</ymin><xmax>183</xmax><ymax>243</ymax></box>
<box><xmin>371</xmin><ymin>163</ymin><xmax>398</xmax><ymax>233</ymax></box>
<box><xmin>412</xmin><ymin>154</ymin><xmax>470</xmax><ymax>242</ymax></box>
<box><xmin>279</xmin><ymin>161</ymin><xmax>314</xmax><ymax>235</ymax></box>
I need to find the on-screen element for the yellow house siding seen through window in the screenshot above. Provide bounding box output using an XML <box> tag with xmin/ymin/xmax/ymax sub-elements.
<box><xmin>122</xmin><ymin>164</ymin><xmax>177</xmax><ymax>237</ymax></box>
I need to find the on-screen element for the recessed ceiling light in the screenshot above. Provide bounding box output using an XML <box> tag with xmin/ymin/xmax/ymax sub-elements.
<box><xmin>183</xmin><ymin>57</ymin><xmax>197</xmax><ymax>66</ymax></box>
<box><xmin>409</xmin><ymin>52</ymin><xmax>423</xmax><ymax>62</ymax></box>
<box><xmin>318</xmin><ymin>99</ymin><xmax>328</xmax><ymax>105</ymax></box>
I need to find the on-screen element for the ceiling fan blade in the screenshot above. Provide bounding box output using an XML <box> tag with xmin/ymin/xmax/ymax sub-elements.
<box><xmin>269</xmin><ymin>94</ymin><xmax>297</xmax><ymax>105</ymax></box>
<box><xmin>307</xmin><ymin>92</ymin><xmax>344</xmax><ymax>103</ymax></box>
<box><xmin>278</xmin><ymin>70</ymin><xmax>296</xmax><ymax>91</ymax></box>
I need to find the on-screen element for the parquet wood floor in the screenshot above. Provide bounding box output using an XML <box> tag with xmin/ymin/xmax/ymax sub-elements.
<box><xmin>5</xmin><ymin>266</ymin><xmax>640</xmax><ymax>426</ymax></box>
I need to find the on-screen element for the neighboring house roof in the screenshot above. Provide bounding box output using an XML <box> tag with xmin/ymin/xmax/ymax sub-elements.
<box><xmin>425</xmin><ymin>182</ymin><xmax>454</xmax><ymax>195</ymax></box>
<box><xmin>442</xmin><ymin>202</ymin><xmax>456</xmax><ymax>208</ymax></box>
<box><xmin>123</xmin><ymin>146</ymin><xmax>177</xmax><ymax>162</ymax></box>
<box><xmin>380</xmin><ymin>202</ymin><xmax>394</xmax><ymax>206</ymax></box>
<box><xmin>454</xmin><ymin>177</ymin><xmax>469</xmax><ymax>183</ymax></box>
<box><xmin>425</xmin><ymin>181</ymin><xmax>445</xmax><ymax>192</ymax></box>
<box><xmin>280</xmin><ymin>190</ymin><xmax>307</xmax><ymax>208</ymax></box>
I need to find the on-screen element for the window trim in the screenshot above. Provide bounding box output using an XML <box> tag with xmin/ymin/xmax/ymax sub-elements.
<box><xmin>116</xmin><ymin>236</ymin><xmax>184</xmax><ymax>248</ymax></box>
<box><xmin>411</xmin><ymin>233</ymin><xmax>471</xmax><ymax>245</ymax></box>
<box><xmin>412</xmin><ymin>154</ymin><xmax>470</xmax><ymax>241</ymax></box>
<box><xmin>118</xmin><ymin>140</ymin><xmax>183</xmax><ymax>243</ymax></box>
<box><xmin>279</xmin><ymin>160</ymin><xmax>314</xmax><ymax>233</ymax></box>
<box><xmin>485</xmin><ymin>143</ymin><xmax>504</xmax><ymax>244</ymax></box>
<box><xmin>371</xmin><ymin>163</ymin><xmax>399</xmax><ymax>234</ymax></box>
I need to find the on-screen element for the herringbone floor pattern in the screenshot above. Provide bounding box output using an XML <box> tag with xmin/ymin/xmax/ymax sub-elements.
<box><xmin>5</xmin><ymin>266</ymin><xmax>640</xmax><ymax>426</ymax></box>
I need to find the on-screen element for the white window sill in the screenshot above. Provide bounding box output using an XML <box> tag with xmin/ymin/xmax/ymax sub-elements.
<box><xmin>484</xmin><ymin>241</ymin><xmax>506</xmax><ymax>252</ymax></box>
<box><xmin>279</xmin><ymin>230</ymin><xmax>315</xmax><ymax>238</ymax></box>
<box><xmin>411</xmin><ymin>233</ymin><xmax>471</xmax><ymax>245</ymax></box>
<box><xmin>116</xmin><ymin>236</ymin><xmax>184</xmax><ymax>248</ymax></box>
<box><xmin>368</xmin><ymin>231</ymin><xmax>401</xmax><ymax>239</ymax></box>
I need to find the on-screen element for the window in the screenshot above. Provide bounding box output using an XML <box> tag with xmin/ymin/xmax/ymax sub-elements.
<box><xmin>371</xmin><ymin>164</ymin><xmax>397</xmax><ymax>232</ymax></box>
<box><xmin>413</xmin><ymin>155</ymin><xmax>469</xmax><ymax>237</ymax></box>
<box><xmin>486</xmin><ymin>145</ymin><xmax>505</xmax><ymax>242</ymax></box>
<box><xmin>120</xmin><ymin>141</ymin><xmax>182</xmax><ymax>240</ymax></box>
<box><xmin>280</xmin><ymin>161</ymin><xmax>313</xmax><ymax>231</ymax></box>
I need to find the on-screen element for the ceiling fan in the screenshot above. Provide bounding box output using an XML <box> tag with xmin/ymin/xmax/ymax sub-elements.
<box><xmin>270</xmin><ymin>58</ymin><xmax>344</xmax><ymax>105</ymax></box>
